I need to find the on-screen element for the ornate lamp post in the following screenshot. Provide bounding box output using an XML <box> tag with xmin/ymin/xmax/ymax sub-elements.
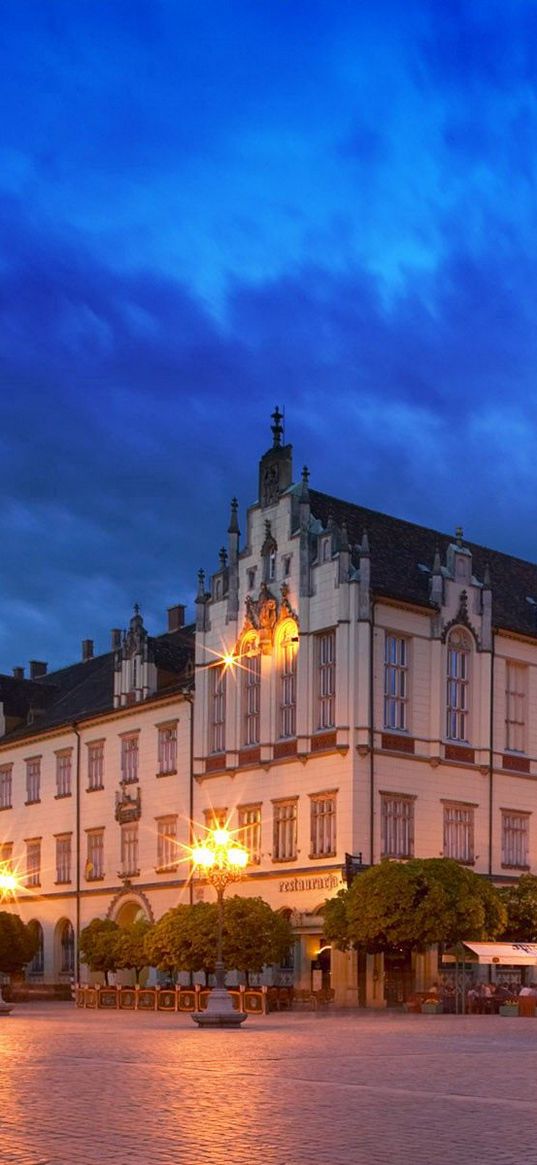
<box><xmin>190</xmin><ymin>827</ymin><xmax>249</xmax><ymax>1028</ymax></box>
<box><xmin>0</xmin><ymin>868</ymin><xmax>20</xmax><ymax>1015</ymax></box>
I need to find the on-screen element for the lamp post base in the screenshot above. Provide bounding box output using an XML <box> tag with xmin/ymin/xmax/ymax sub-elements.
<box><xmin>0</xmin><ymin>987</ymin><xmax>13</xmax><ymax>1016</ymax></box>
<box><xmin>191</xmin><ymin>987</ymin><xmax>247</xmax><ymax>1028</ymax></box>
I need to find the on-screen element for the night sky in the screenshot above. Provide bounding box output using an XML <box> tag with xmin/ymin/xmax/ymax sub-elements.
<box><xmin>2</xmin><ymin>0</ymin><xmax>537</xmax><ymax>671</ymax></box>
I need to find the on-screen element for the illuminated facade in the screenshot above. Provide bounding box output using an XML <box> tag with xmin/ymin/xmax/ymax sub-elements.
<box><xmin>3</xmin><ymin>413</ymin><xmax>537</xmax><ymax>1005</ymax></box>
<box><xmin>192</xmin><ymin>411</ymin><xmax>537</xmax><ymax>1005</ymax></box>
<box><xmin>0</xmin><ymin>607</ymin><xmax>194</xmax><ymax>987</ymax></box>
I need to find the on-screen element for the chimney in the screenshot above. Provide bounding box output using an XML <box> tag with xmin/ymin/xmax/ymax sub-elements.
<box><xmin>167</xmin><ymin>604</ymin><xmax>185</xmax><ymax>632</ymax></box>
<box><xmin>12</xmin><ymin>666</ymin><xmax>24</xmax><ymax>680</ymax></box>
<box><xmin>29</xmin><ymin>660</ymin><xmax>48</xmax><ymax>679</ymax></box>
<box><xmin>111</xmin><ymin>629</ymin><xmax>122</xmax><ymax>650</ymax></box>
<box><xmin>82</xmin><ymin>640</ymin><xmax>94</xmax><ymax>662</ymax></box>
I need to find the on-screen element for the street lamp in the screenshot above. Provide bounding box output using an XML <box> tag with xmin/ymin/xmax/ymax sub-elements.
<box><xmin>190</xmin><ymin>826</ymin><xmax>249</xmax><ymax>1028</ymax></box>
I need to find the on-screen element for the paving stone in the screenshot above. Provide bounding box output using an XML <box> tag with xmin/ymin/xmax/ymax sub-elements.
<box><xmin>0</xmin><ymin>1004</ymin><xmax>536</xmax><ymax>1164</ymax></box>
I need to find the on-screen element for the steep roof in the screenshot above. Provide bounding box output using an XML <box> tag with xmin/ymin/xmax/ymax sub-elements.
<box><xmin>309</xmin><ymin>488</ymin><xmax>537</xmax><ymax>639</ymax></box>
<box><xmin>0</xmin><ymin>625</ymin><xmax>195</xmax><ymax>743</ymax></box>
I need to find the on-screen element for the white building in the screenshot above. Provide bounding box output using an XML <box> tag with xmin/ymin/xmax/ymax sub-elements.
<box><xmin>2</xmin><ymin>411</ymin><xmax>537</xmax><ymax>1005</ymax></box>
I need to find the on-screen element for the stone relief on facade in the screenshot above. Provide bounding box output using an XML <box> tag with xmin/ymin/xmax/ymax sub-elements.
<box><xmin>242</xmin><ymin>582</ymin><xmax>298</xmax><ymax>654</ymax></box>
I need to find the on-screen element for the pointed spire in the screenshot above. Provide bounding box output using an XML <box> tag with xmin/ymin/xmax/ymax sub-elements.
<box><xmin>340</xmin><ymin>520</ymin><xmax>350</xmax><ymax>552</ymax></box>
<box><xmin>227</xmin><ymin>497</ymin><xmax>240</xmax><ymax>535</ymax></box>
<box><xmin>271</xmin><ymin>405</ymin><xmax>284</xmax><ymax>447</ymax></box>
<box><xmin>360</xmin><ymin>530</ymin><xmax>370</xmax><ymax>556</ymax></box>
<box><xmin>299</xmin><ymin>465</ymin><xmax>310</xmax><ymax>502</ymax></box>
<box><xmin>455</xmin><ymin>526</ymin><xmax>464</xmax><ymax>547</ymax></box>
<box><xmin>196</xmin><ymin>568</ymin><xmax>206</xmax><ymax>601</ymax></box>
<box><xmin>219</xmin><ymin>546</ymin><xmax>228</xmax><ymax>569</ymax></box>
<box><xmin>483</xmin><ymin>561</ymin><xmax>491</xmax><ymax>589</ymax></box>
<box><xmin>432</xmin><ymin>546</ymin><xmax>442</xmax><ymax>575</ymax></box>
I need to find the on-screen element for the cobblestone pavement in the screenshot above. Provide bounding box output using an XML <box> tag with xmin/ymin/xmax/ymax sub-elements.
<box><xmin>1</xmin><ymin>1004</ymin><xmax>536</xmax><ymax>1165</ymax></box>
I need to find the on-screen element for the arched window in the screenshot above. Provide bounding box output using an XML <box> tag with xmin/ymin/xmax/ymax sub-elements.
<box><xmin>446</xmin><ymin>628</ymin><xmax>471</xmax><ymax>741</ymax></box>
<box><xmin>60</xmin><ymin>920</ymin><xmax>75</xmax><ymax>975</ymax></box>
<box><xmin>27</xmin><ymin>920</ymin><xmax>44</xmax><ymax>978</ymax></box>
<box><xmin>240</xmin><ymin>635</ymin><xmax>261</xmax><ymax>747</ymax></box>
<box><xmin>277</xmin><ymin>621</ymin><xmax>298</xmax><ymax>739</ymax></box>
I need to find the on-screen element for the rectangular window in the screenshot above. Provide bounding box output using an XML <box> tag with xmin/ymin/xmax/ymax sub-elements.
<box><xmin>158</xmin><ymin>724</ymin><xmax>177</xmax><ymax>775</ymax></box>
<box><xmin>86</xmin><ymin>830</ymin><xmax>104</xmax><ymax>880</ymax></box>
<box><xmin>25</xmin><ymin>757</ymin><xmax>41</xmax><ymax>804</ymax></box>
<box><xmin>26</xmin><ymin>838</ymin><xmax>41</xmax><ymax>886</ymax></box>
<box><xmin>443</xmin><ymin>803</ymin><xmax>474</xmax><ymax>864</ymax></box>
<box><xmin>238</xmin><ymin>804</ymin><xmax>262</xmax><ymax>864</ymax></box>
<box><xmin>121</xmin><ymin>735</ymin><xmax>139</xmax><ymax>784</ymax></box>
<box><xmin>243</xmin><ymin>651</ymin><xmax>261</xmax><ymax>747</ymax></box>
<box><xmin>502</xmin><ymin>811</ymin><xmax>529</xmax><ymax>869</ymax></box>
<box><xmin>87</xmin><ymin>741</ymin><xmax>104</xmax><ymax>790</ymax></box>
<box><xmin>56</xmin><ymin>751</ymin><xmax>72</xmax><ymax>798</ymax></box>
<box><xmin>210</xmin><ymin>667</ymin><xmax>226</xmax><ymax>753</ymax></box>
<box><xmin>203</xmin><ymin>807</ymin><xmax>228</xmax><ymax>830</ymax></box>
<box><xmin>279</xmin><ymin>630</ymin><xmax>297</xmax><ymax>739</ymax></box>
<box><xmin>0</xmin><ymin>842</ymin><xmax>13</xmax><ymax>871</ymax></box>
<box><xmin>0</xmin><ymin>765</ymin><xmax>12</xmax><ymax>810</ymax></box>
<box><xmin>381</xmin><ymin>794</ymin><xmax>414</xmax><ymax>858</ymax></box>
<box><xmin>156</xmin><ymin>816</ymin><xmax>178</xmax><ymax>871</ymax></box>
<box><xmin>446</xmin><ymin>632</ymin><xmax>470</xmax><ymax>741</ymax></box>
<box><xmin>384</xmin><ymin>634</ymin><xmax>408</xmax><ymax>731</ymax></box>
<box><xmin>317</xmin><ymin>630</ymin><xmax>336</xmax><ymax>729</ymax></box>
<box><xmin>273</xmin><ymin>799</ymin><xmax>298</xmax><ymax>862</ymax></box>
<box><xmin>121</xmin><ymin>824</ymin><xmax>139</xmax><ymax>877</ymax></box>
<box><xmin>505</xmin><ymin>662</ymin><xmax>526</xmax><ymax>753</ymax></box>
<box><xmin>56</xmin><ymin>834</ymin><xmax>72</xmax><ymax>884</ymax></box>
<box><xmin>310</xmin><ymin>793</ymin><xmax>337</xmax><ymax>858</ymax></box>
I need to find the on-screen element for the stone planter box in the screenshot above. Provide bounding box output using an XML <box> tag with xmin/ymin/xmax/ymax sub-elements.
<box><xmin>499</xmin><ymin>1004</ymin><xmax>519</xmax><ymax>1016</ymax></box>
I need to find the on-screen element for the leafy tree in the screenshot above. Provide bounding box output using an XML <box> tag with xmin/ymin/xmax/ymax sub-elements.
<box><xmin>145</xmin><ymin>903</ymin><xmax>218</xmax><ymax>982</ymax></box>
<box><xmin>500</xmin><ymin>874</ymin><xmax>537</xmax><ymax>941</ymax></box>
<box><xmin>79</xmin><ymin>918</ymin><xmax>120</xmax><ymax>984</ymax></box>
<box><xmin>322</xmin><ymin>890</ymin><xmax>351</xmax><ymax>951</ymax></box>
<box><xmin>0</xmin><ymin>912</ymin><xmax>39</xmax><ymax>975</ymax></box>
<box><xmin>323</xmin><ymin>859</ymin><xmax>506</xmax><ymax>954</ymax></box>
<box><xmin>222</xmin><ymin>896</ymin><xmax>293</xmax><ymax>984</ymax></box>
<box><xmin>115</xmin><ymin>918</ymin><xmax>153</xmax><ymax>984</ymax></box>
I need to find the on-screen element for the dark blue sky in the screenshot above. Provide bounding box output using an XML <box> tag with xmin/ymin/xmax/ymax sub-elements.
<box><xmin>1</xmin><ymin>0</ymin><xmax>537</xmax><ymax>670</ymax></box>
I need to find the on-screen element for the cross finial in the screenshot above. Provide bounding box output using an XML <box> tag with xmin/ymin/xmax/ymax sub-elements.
<box><xmin>271</xmin><ymin>406</ymin><xmax>284</xmax><ymax>447</ymax></box>
<box><xmin>455</xmin><ymin>526</ymin><xmax>463</xmax><ymax>546</ymax></box>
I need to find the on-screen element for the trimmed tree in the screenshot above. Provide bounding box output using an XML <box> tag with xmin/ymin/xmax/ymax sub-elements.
<box><xmin>145</xmin><ymin>903</ymin><xmax>218</xmax><ymax>983</ymax></box>
<box><xmin>79</xmin><ymin>918</ymin><xmax>120</xmax><ymax>984</ymax></box>
<box><xmin>323</xmin><ymin>858</ymin><xmax>506</xmax><ymax>953</ymax></box>
<box><xmin>0</xmin><ymin>912</ymin><xmax>39</xmax><ymax>975</ymax></box>
<box><xmin>500</xmin><ymin>874</ymin><xmax>537</xmax><ymax>942</ymax></box>
<box><xmin>222</xmin><ymin>896</ymin><xmax>293</xmax><ymax>985</ymax></box>
<box><xmin>115</xmin><ymin>918</ymin><xmax>153</xmax><ymax>984</ymax></box>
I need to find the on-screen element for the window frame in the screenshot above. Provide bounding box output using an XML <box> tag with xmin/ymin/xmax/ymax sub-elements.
<box><xmin>380</xmin><ymin>793</ymin><xmax>415</xmax><ymax>859</ymax></box>
<box><xmin>272</xmin><ymin>798</ymin><xmax>298</xmax><ymax>863</ymax></box>
<box><xmin>309</xmin><ymin>791</ymin><xmax>337</xmax><ymax>859</ymax></box>
<box><xmin>501</xmin><ymin>809</ymin><xmax>530</xmax><ymax>870</ymax></box>
<box><xmin>446</xmin><ymin>628</ymin><xmax>471</xmax><ymax>743</ymax></box>
<box><xmin>316</xmin><ymin>629</ymin><xmax>336</xmax><ymax>731</ymax></box>
<box><xmin>384</xmin><ymin>633</ymin><xmax>409</xmax><ymax>732</ymax></box>
<box><xmin>505</xmin><ymin>661</ymin><xmax>527</xmax><ymax>754</ymax></box>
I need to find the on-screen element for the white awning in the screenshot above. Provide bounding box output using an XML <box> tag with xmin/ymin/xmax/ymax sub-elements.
<box><xmin>462</xmin><ymin>942</ymin><xmax>537</xmax><ymax>966</ymax></box>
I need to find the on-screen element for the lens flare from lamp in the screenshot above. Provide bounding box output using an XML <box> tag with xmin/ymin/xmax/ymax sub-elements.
<box><xmin>191</xmin><ymin>845</ymin><xmax>216</xmax><ymax>868</ymax></box>
<box><xmin>0</xmin><ymin>872</ymin><xmax>18</xmax><ymax>893</ymax></box>
<box><xmin>227</xmin><ymin>847</ymin><xmax>248</xmax><ymax>868</ymax></box>
<box><xmin>213</xmin><ymin>828</ymin><xmax>230</xmax><ymax>847</ymax></box>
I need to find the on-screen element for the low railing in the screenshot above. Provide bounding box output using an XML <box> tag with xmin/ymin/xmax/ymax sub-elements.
<box><xmin>74</xmin><ymin>984</ymin><xmax>268</xmax><ymax>1014</ymax></box>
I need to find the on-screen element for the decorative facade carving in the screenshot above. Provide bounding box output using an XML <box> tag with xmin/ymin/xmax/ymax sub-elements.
<box><xmin>115</xmin><ymin>785</ymin><xmax>142</xmax><ymax>824</ymax></box>
<box><xmin>241</xmin><ymin>582</ymin><xmax>298</xmax><ymax>655</ymax></box>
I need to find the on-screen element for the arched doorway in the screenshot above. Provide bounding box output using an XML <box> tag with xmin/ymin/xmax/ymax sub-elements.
<box><xmin>27</xmin><ymin>921</ymin><xmax>44</xmax><ymax>979</ymax></box>
<box><xmin>55</xmin><ymin>919</ymin><xmax>75</xmax><ymax>979</ymax></box>
<box><xmin>110</xmin><ymin>896</ymin><xmax>152</xmax><ymax>986</ymax></box>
